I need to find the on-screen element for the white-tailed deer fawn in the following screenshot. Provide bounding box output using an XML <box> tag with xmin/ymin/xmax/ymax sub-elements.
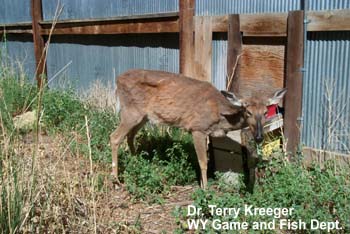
<box><xmin>110</xmin><ymin>69</ymin><xmax>286</xmax><ymax>188</ymax></box>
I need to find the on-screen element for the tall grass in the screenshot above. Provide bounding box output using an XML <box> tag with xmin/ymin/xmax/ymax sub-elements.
<box><xmin>0</xmin><ymin>55</ymin><xmax>33</xmax><ymax>233</ymax></box>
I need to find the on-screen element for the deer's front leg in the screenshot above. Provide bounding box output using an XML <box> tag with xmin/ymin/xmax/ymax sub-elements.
<box><xmin>192</xmin><ymin>131</ymin><xmax>209</xmax><ymax>189</ymax></box>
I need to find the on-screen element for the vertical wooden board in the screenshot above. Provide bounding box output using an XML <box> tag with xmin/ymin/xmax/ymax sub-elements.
<box><xmin>227</xmin><ymin>14</ymin><xmax>242</xmax><ymax>93</ymax></box>
<box><xmin>194</xmin><ymin>16</ymin><xmax>212</xmax><ymax>82</ymax></box>
<box><xmin>179</xmin><ymin>0</ymin><xmax>195</xmax><ymax>77</ymax></box>
<box><xmin>239</xmin><ymin>45</ymin><xmax>285</xmax><ymax>97</ymax></box>
<box><xmin>31</xmin><ymin>0</ymin><xmax>47</xmax><ymax>87</ymax></box>
<box><xmin>284</xmin><ymin>11</ymin><xmax>304</xmax><ymax>154</ymax></box>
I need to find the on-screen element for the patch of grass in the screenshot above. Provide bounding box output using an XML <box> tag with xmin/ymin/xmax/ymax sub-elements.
<box><xmin>0</xmin><ymin>76</ymin><xmax>37</xmax><ymax>130</ymax></box>
<box><xmin>122</xmin><ymin>143</ymin><xmax>197</xmax><ymax>202</ymax></box>
<box><xmin>42</xmin><ymin>89</ymin><xmax>87</xmax><ymax>131</ymax></box>
<box><xmin>174</xmin><ymin>153</ymin><xmax>350</xmax><ymax>233</ymax></box>
<box><xmin>0</xmin><ymin>150</ymin><xmax>24</xmax><ymax>233</ymax></box>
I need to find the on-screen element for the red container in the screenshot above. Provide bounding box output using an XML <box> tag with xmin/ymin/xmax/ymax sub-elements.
<box><xmin>266</xmin><ymin>104</ymin><xmax>278</xmax><ymax>119</ymax></box>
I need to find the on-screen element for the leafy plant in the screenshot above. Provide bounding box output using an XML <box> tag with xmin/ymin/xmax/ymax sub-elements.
<box><xmin>174</xmin><ymin>154</ymin><xmax>350</xmax><ymax>233</ymax></box>
<box><xmin>0</xmin><ymin>76</ymin><xmax>37</xmax><ymax>131</ymax></box>
<box><xmin>121</xmin><ymin>143</ymin><xmax>197</xmax><ymax>202</ymax></box>
<box><xmin>41</xmin><ymin>89</ymin><xmax>87</xmax><ymax>131</ymax></box>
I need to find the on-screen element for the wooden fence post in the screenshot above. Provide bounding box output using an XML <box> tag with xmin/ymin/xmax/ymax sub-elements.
<box><xmin>226</xmin><ymin>14</ymin><xmax>242</xmax><ymax>93</ymax></box>
<box><xmin>179</xmin><ymin>0</ymin><xmax>195</xmax><ymax>77</ymax></box>
<box><xmin>194</xmin><ymin>16</ymin><xmax>212</xmax><ymax>82</ymax></box>
<box><xmin>31</xmin><ymin>0</ymin><xmax>47</xmax><ymax>88</ymax></box>
<box><xmin>284</xmin><ymin>10</ymin><xmax>304</xmax><ymax>154</ymax></box>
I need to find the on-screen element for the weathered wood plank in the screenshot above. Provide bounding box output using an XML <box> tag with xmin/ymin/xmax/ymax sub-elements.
<box><xmin>226</xmin><ymin>14</ymin><xmax>242</xmax><ymax>93</ymax></box>
<box><xmin>284</xmin><ymin>10</ymin><xmax>304</xmax><ymax>154</ymax></box>
<box><xmin>31</xmin><ymin>0</ymin><xmax>47</xmax><ymax>87</ymax></box>
<box><xmin>3</xmin><ymin>9</ymin><xmax>350</xmax><ymax>36</ymax></box>
<box><xmin>239</xmin><ymin>45</ymin><xmax>285</xmax><ymax>97</ymax></box>
<box><xmin>240</xmin><ymin>13</ymin><xmax>288</xmax><ymax>36</ymax></box>
<box><xmin>0</xmin><ymin>28</ymin><xmax>33</xmax><ymax>34</ymax></box>
<box><xmin>211</xmin><ymin>9</ymin><xmax>350</xmax><ymax>35</ymax></box>
<box><xmin>303</xmin><ymin>147</ymin><xmax>350</xmax><ymax>168</ymax></box>
<box><xmin>211</xmin><ymin>13</ymin><xmax>288</xmax><ymax>36</ymax></box>
<box><xmin>40</xmin><ymin>12</ymin><xmax>179</xmax><ymax>25</ymax></box>
<box><xmin>308</xmin><ymin>9</ymin><xmax>350</xmax><ymax>31</ymax></box>
<box><xmin>179</xmin><ymin>0</ymin><xmax>195</xmax><ymax>76</ymax></box>
<box><xmin>194</xmin><ymin>16</ymin><xmax>212</xmax><ymax>82</ymax></box>
<box><xmin>41</xmin><ymin>18</ymin><xmax>179</xmax><ymax>35</ymax></box>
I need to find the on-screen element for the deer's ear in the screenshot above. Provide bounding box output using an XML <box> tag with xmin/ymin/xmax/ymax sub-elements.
<box><xmin>221</xmin><ymin>90</ymin><xmax>243</xmax><ymax>107</ymax></box>
<box><xmin>267</xmin><ymin>88</ymin><xmax>287</xmax><ymax>105</ymax></box>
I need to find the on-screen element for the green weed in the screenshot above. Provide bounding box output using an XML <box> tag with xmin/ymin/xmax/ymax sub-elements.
<box><xmin>174</xmin><ymin>154</ymin><xmax>350</xmax><ymax>233</ymax></box>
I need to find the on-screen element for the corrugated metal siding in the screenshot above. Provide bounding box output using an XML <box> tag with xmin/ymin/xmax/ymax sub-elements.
<box><xmin>196</xmin><ymin>0</ymin><xmax>350</xmax><ymax>16</ymax></box>
<box><xmin>212</xmin><ymin>34</ymin><xmax>227</xmax><ymax>90</ymax></box>
<box><xmin>302</xmin><ymin>32</ymin><xmax>350</xmax><ymax>154</ymax></box>
<box><xmin>308</xmin><ymin>0</ymin><xmax>350</xmax><ymax>11</ymax></box>
<box><xmin>196</xmin><ymin>0</ymin><xmax>300</xmax><ymax>15</ymax></box>
<box><xmin>46</xmin><ymin>34</ymin><xmax>179</xmax><ymax>90</ymax></box>
<box><xmin>42</xmin><ymin>0</ymin><xmax>179</xmax><ymax>21</ymax></box>
<box><xmin>0</xmin><ymin>0</ymin><xmax>32</xmax><ymax>24</ymax></box>
<box><xmin>0</xmin><ymin>35</ymin><xmax>36</xmax><ymax>80</ymax></box>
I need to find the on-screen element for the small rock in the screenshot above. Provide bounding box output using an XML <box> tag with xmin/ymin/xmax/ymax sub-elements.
<box><xmin>220</xmin><ymin>171</ymin><xmax>241</xmax><ymax>188</ymax></box>
<box><xmin>13</xmin><ymin>110</ymin><xmax>37</xmax><ymax>130</ymax></box>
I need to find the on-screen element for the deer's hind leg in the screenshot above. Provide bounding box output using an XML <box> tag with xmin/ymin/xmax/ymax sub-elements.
<box><xmin>127</xmin><ymin>119</ymin><xmax>146</xmax><ymax>155</ymax></box>
<box><xmin>110</xmin><ymin>109</ymin><xmax>145</xmax><ymax>183</ymax></box>
<box><xmin>192</xmin><ymin>131</ymin><xmax>209</xmax><ymax>189</ymax></box>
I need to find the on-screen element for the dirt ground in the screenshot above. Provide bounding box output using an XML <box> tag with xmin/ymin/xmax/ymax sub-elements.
<box><xmin>18</xmin><ymin>132</ymin><xmax>195</xmax><ymax>233</ymax></box>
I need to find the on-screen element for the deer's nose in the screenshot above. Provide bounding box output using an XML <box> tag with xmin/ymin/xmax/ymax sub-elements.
<box><xmin>255</xmin><ymin>136</ymin><xmax>264</xmax><ymax>144</ymax></box>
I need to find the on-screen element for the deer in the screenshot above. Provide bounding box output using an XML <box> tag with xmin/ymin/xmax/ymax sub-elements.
<box><xmin>110</xmin><ymin>69</ymin><xmax>287</xmax><ymax>189</ymax></box>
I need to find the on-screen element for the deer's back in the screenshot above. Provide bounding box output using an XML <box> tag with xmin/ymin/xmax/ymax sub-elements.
<box><xmin>116</xmin><ymin>69</ymin><xmax>237</xmax><ymax>131</ymax></box>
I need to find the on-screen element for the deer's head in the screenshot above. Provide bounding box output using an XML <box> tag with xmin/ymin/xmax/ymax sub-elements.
<box><xmin>221</xmin><ymin>88</ymin><xmax>287</xmax><ymax>144</ymax></box>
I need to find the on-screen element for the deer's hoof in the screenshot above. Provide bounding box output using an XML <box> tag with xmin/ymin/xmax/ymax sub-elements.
<box><xmin>110</xmin><ymin>173</ymin><xmax>123</xmax><ymax>189</ymax></box>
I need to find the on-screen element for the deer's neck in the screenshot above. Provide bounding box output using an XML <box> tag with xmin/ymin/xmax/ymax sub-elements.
<box><xmin>224</xmin><ymin>111</ymin><xmax>247</xmax><ymax>130</ymax></box>
<box><xmin>208</xmin><ymin>111</ymin><xmax>247</xmax><ymax>137</ymax></box>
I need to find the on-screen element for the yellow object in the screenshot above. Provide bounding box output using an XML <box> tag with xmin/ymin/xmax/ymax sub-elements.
<box><xmin>262</xmin><ymin>139</ymin><xmax>280</xmax><ymax>159</ymax></box>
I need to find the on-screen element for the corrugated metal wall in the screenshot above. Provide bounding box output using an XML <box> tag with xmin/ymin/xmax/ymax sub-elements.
<box><xmin>196</xmin><ymin>0</ymin><xmax>350</xmax><ymax>15</ymax></box>
<box><xmin>0</xmin><ymin>0</ymin><xmax>32</xmax><ymax>24</ymax></box>
<box><xmin>46</xmin><ymin>34</ymin><xmax>179</xmax><ymax>90</ymax></box>
<box><xmin>0</xmin><ymin>35</ymin><xmax>36</xmax><ymax>80</ymax></box>
<box><xmin>212</xmin><ymin>34</ymin><xmax>227</xmax><ymax>90</ymax></box>
<box><xmin>42</xmin><ymin>0</ymin><xmax>178</xmax><ymax>20</ymax></box>
<box><xmin>308</xmin><ymin>0</ymin><xmax>350</xmax><ymax>10</ymax></box>
<box><xmin>196</xmin><ymin>0</ymin><xmax>300</xmax><ymax>15</ymax></box>
<box><xmin>41</xmin><ymin>0</ymin><xmax>179</xmax><ymax>91</ymax></box>
<box><xmin>302</xmin><ymin>32</ymin><xmax>350</xmax><ymax>153</ymax></box>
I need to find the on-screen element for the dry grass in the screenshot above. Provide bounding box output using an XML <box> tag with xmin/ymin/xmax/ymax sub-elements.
<box><xmin>78</xmin><ymin>80</ymin><xmax>118</xmax><ymax>113</ymax></box>
<box><xmin>0</xmin><ymin>129</ymin><xmax>194</xmax><ymax>233</ymax></box>
<box><xmin>13</xmin><ymin>135</ymin><xmax>194</xmax><ymax>233</ymax></box>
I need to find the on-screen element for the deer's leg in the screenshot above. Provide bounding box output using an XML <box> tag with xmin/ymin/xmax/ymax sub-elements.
<box><xmin>110</xmin><ymin>112</ymin><xmax>144</xmax><ymax>183</ymax></box>
<box><xmin>127</xmin><ymin>120</ymin><xmax>146</xmax><ymax>155</ymax></box>
<box><xmin>192</xmin><ymin>131</ymin><xmax>209</xmax><ymax>189</ymax></box>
